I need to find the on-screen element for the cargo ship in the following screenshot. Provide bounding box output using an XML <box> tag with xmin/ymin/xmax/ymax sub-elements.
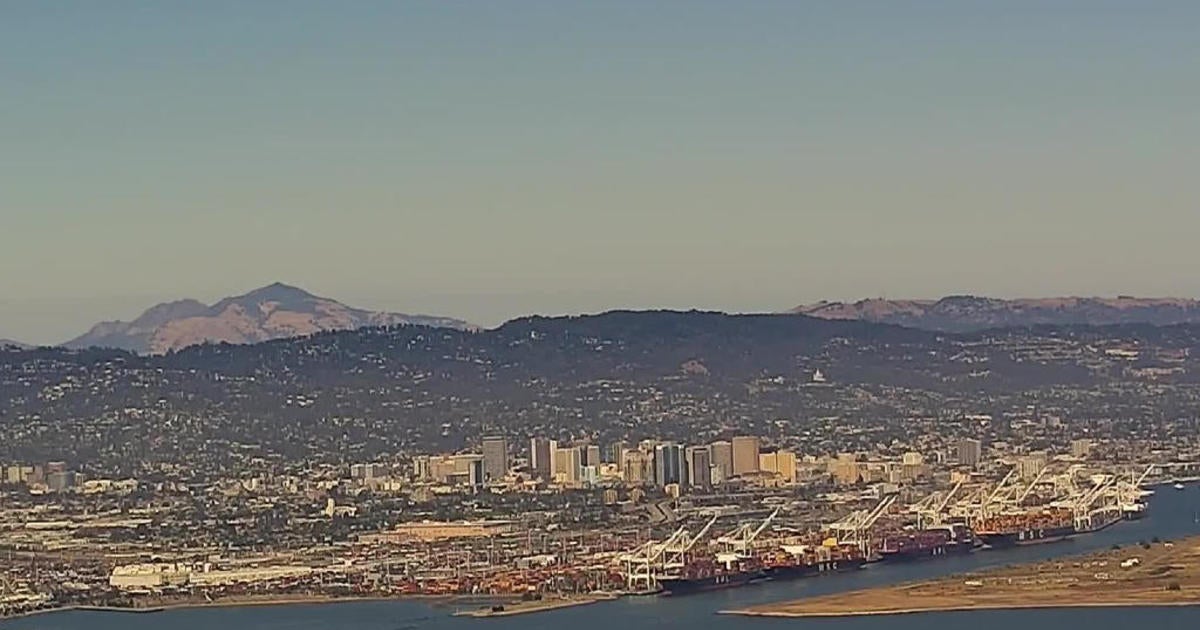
<box><xmin>1079</xmin><ymin>510</ymin><xmax>1123</xmax><ymax>533</ymax></box>
<box><xmin>974</xmin><ymin>509</ymin><xmax>1076</xmax><ymax>548</ymax></box>
<box><xmin>659</xmin><ymin>542</ymin><xmax>865</xmax><ymax>596</ymax></box>
<box><xmin>657</xmin><ymin>554</ymin><xmax>768</xmax><ymax>595</ymax></box>
<box><xmin>762</xmin><ymin>542</ymin><xmax>866</xmax><ymax>580</ymax></box>
<box><xmin>878</xmin><ymin>523</ymin><xmax>975</xmax><ymax>562</ymax></box>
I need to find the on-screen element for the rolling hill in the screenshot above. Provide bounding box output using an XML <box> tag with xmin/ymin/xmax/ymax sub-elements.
<box><xmin>792</xmin><ymin>296</ymin><xmax>1200</xmax><ymax>332</ymax></box>
<box><xmin>64</xmin><ymin>282</ymin><xmax>474</xmax><ymax>354</ymax></box>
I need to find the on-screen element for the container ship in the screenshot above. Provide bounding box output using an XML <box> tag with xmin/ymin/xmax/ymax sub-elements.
<box><xmin>974</xmin><ymin>509</ymin><xmax>1075</xmax><ymax>548</ymax></box>
<box><xmin>878</xmin><ymin>523</ymin><xmax>975</xmax><ymax>562</ymax></box>
<box><xmin>658</xmin><ymin>542</ymin><xmax>865</xmax><ymax>596</ymax></box>
<box><xmin>762</xmin><ymin>542</ymin><xmax>866</xmax><ymax>580</ymax></box>
<box><xmin>656</xmin><ymin>554</ymin><xmax>768</xmax><ymax>595</ymax></box>
<box><xmin>1079</xmin><ymin>511</ymin><xmax>1123</xmax><ymax>534</ymax></box>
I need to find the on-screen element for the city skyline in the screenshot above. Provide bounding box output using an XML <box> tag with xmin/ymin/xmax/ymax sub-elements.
<box><xmin>5</xmin><ymin>2</ymin><xmax>1200</xmax><ymax>624</ymax></box>
<box><xmin>5</xmin><ymin>1</ymin><xmax>1200</xmax><ymax>343</ymax></box>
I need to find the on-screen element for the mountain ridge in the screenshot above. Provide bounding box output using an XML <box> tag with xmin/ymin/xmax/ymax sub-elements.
<box><xmin>792</xmin><ymin>295</ymin><xmax>1200</xmax><ymax>332</ymax></box>
<box><xmin>64</xmin><ymin>283</ymin><xmax>475</xmax><ymax>354</ymax></box>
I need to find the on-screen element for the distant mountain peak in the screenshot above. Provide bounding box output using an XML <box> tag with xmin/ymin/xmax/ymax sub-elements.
<box><xmin>238</xmin><ymin>282</ymin><xmax>316</xmax><ymax>302</ymax></box>
<box><xmin>211</xmin><ymin>282</ymin><xmax>325</xmax><ymax>316</ymax></box>
<box><xmin>64</xmin><ymin>283</ymin><xmax>474</xmax><ymax>354</ymax></box>
<box><xmin>791</xmin><ymin>295</ymin><xmax>1200</xmax><ymax>332</ymax></box>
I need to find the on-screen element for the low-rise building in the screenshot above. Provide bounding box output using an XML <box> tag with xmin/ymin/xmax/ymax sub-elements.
<box><xmin>363</xmin><ymin>519</ymin><xmax>515</xmax><ymax>543</ymax></box>
<box><xmin>109</xmin><ymin>563</ymin><xmax>191</xmax><ymax>590</ymax></box>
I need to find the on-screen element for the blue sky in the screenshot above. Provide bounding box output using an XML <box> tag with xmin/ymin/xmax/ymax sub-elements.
<box><xmin>3</xmin><ymin>1</ymin><xmax>1199</xmax><ymax>342</ymax></box>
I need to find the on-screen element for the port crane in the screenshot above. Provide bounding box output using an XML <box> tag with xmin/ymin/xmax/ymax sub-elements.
<box><xmin>828</xmin><ymin>495</ymin><xmax>895</xmax><ymax>555</ymax></box>
<box><xmin>716</xmin><ymin>508</ymin><xmax>779</xmax><ymax>555</ymax></box>
<box><xmin>946</xmin><ymin>485</ymin><xmax>989</xmax><ymax>521</ymax></box>
<box><xmin>971</xmin><ymin>466</ymin><xmax>1019</xmax><ymax>523</ymax></box>
<box><xmin>1014</xmin><ymin>465</ymin><xmax>1053</xmax><ymax>506</ymax></box>
<box><xmin>908</xmin><ymin>492</ymin><xmax>939</xmax><ymax>524</ymax></box>
<box><xmin>619</xmin><ymin>515</ymin><xmax>717</xmax><ymax>592</ymax></box>
<box><xmin>1134</xmin><ymin>464</ymin><xmax>1156</xmax><ymax>486</ymax></box>
<box><xmin>1051</xmin><ymin>464</ymin><xmax>1088</xmax><ymax>498</ymax></box>
<box><xmin>1070</xmin><ymin>475</ymin><xmax>1116</xmax><ymax>531</ymax></box>
<box><xmin>912</xmin><ymin>480</ymin><xmax>963</xmax><ymax>528</ymax></box>
<box><xmin>1101</xmin><ymin>464</ymin><xmax>1156</xmax><ymax>520</ymax></box>
<box><xmin>961</xmin><ymin>464</ymin><xmax>1052</xmax><ymax>525</ymax></box>
<box><xmin>0</xmin><ymin>574</ymin><xmax>16</xmax><ymax>597</ymax></box>
<box><xmin>1044</xmin><ymin>464</ymin><xmax>1156</xmax><ymax>530</ymax></box>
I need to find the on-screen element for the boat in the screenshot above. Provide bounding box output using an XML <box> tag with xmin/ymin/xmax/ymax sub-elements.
<box><xmin>1079</xmin><ymin>510</ymin><xmax>1123</xmax><ymax>533</ymax></box>
<box><xmin>657</xmin><ymin>555</ymin><xmax>768</xmax><ymax>595</ymax></box>
<box><xmin>974</xmin><ymin>509</ymin><xmax>1076</xmax><ymax>548</ymax></box>
<box><xmin>977</xmin><ymin>523</ymin><xmax>1075</xmax><ymax>548</ymax></box>
<box><xmin>657</xmin><ymin>569</ymin><xmax>768</xmax><ymax>595</ymax></box>
<box><xmin>763</xmin><ymin>543</ymin><xmax>866</xmax><ymax>579</ymax></box>
<box><xmin>878</xmin><ymin>524</ymin><xmax>975</xmax><ymax>562</ymax></box>
<box><xmin>659</xmin><ymin>543</ymin><xmax>865</xmax><ymax>596</ymax></box>
<box><xmin>1174</xmin><ymin>482</ymin><xmax>1186</xmax><ymax>490</ymax></box>
<box><xmin>762</xmin><ymin>557</ymin><xmax>861</xmax><ymax>580</ymax></box>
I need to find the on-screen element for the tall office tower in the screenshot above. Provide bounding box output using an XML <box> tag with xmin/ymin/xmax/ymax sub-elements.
<box><xmin>530</xmin><ymin>438</ymin><xmax>553</xmax><ymax>480</ymax></box>
<box><xmin>465</xmin><ymin>456</ymin><xmax>485</xmax><ymax>491</ymax></box>
<box><xmin>833</xmin><ymin>452</ymin><xmax>860</xmax><ymax>485</ymax></box>
<box><xmin>957</xmin><ymin>438</ymin><xmax>983</xmax><ymax>468</ymax></box>
<box><xmin>583</xmin><ymin>444</ymin><xmax>601</xmax><ymax>468</ymax></box>
<box><xmin>759</xmin><ymin>451</ymin><xmax>777</xmax><ymax>475</ymax></box>
<box><xmin>608</xmin><ymin>441</ymin><xmax>628</xmax><ymax>470</ymax></box>
<box><xmin>554</xmin><ymin>446</ymin><xmax>582</xmax><ymax>482</ymax></box>
<box><xmin>774</xmin><ymin>450</ymin><xmax>797</xmax><ymax>482</ymax></box>
<box><xmin>709</xmin><ymin>440</ymin><xmax>734</xmax><ymax>481</ymax></box>
<box><xmin>46</xmin><ymin>470</ymin><xmax>75</xmax><ymax>492</ymax></box>
<box><xmin>622</xmin><ymin>450</ymin><xmax>651</xmax><ymax>485</ymax></box>
<box><xmin>686</xmin><ymin>446</ymin><xmax>712</xmax><ymax>491</ymax></box>
<box><xmin>731</xmin><ymin>436</ymin><xmax>761</xmax><ymax>476</ymax></box>
<box><xmin>481</xmin><ymin>436</ymin><xmax>508</xmax><ymax>481</ymax></box>
<box><xmin>654</xmin><ymin>443</ymin><xmax>684</xmax><ymax>487</ymax></box>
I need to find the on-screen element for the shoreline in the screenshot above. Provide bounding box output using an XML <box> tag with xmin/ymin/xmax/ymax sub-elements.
<box><xmin>729</xmin><ymin>537</ymin><xmax>1200</xmax><ymax>619</ymax></box>
<box><xmin>0</xmin><ymin>593</ymin><xmax>520</xmax><ymax>622</ymax></box>
<box><xmin>452</xmin><ymin>594</ymin><xmax>616</xmax><ymax>618</ymax></box>
<box><xmin>724</xmin><ymin>600</ymin><xmax>1200</xmax><ymax>618</ymax></box>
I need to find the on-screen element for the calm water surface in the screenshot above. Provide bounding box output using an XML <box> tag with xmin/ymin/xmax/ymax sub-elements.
<box><xmin>9</xmin><ymin>484</ymin><xmax>1200</xmax><ymax>630</ymax></box>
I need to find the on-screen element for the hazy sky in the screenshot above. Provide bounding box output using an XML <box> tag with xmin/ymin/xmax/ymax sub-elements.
<box><xmin>3</xmin><ymin>1</ymin><xmax>1199</xmax><ymax>343</ymax></box>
